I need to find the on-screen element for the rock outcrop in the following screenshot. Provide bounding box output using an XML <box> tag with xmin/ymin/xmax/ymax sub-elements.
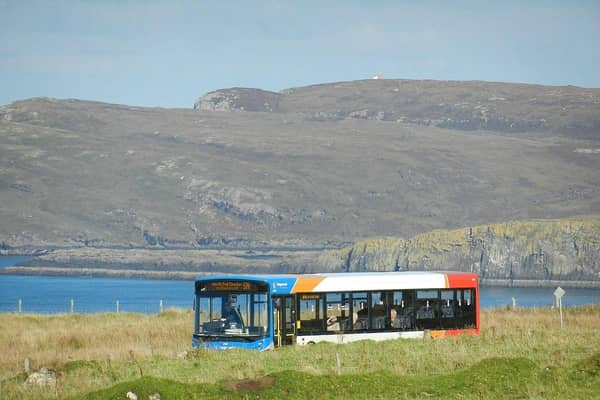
<box><xmin>194</xmin><ymin>88</ymin><xmax>281</xmax><ymax>112</ymax></box>
<box><xmin>24</xmin><ymin>367</ymin><xmax>56</xmax><ymax>387</ymax></box>
<box><xmin>319</xmin><ymin>217</ymin><xmax>600</xmax><ymax>283</ymax></box>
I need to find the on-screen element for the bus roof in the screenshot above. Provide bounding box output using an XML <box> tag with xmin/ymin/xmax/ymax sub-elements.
<box><xmin>195</xmin><ymin>271</ymin><xmax>478</xmax><ymax>295</ymax></box>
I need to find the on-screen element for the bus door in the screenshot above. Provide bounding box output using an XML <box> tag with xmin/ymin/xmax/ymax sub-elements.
<box><xmin>273</xmin><ymin>295</ymin><xmax>296</xmax><ymax>347</ymax></box>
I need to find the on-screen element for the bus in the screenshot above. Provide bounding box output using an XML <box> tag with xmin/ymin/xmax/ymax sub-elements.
<box><xmin>192</xmin><ymin>271</ymin><xmax>479</xmax><ymax>351</ymax></box>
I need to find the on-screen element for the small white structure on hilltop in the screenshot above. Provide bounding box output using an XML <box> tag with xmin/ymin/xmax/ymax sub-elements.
<box><xmin>372</xmin><ymin>75</ymin><xmax>384</xmax><ymax>80</ymax></box>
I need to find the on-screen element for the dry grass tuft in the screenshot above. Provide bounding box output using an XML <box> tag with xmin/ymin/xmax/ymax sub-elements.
<box><xmin>0</xmin><ymin>310</ymin><xmax>192</xmax><ymax>379</ymax></box>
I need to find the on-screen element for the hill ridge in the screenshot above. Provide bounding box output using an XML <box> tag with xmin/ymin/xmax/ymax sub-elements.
<box><xmin>195</xmin><ymin>78</ymin><xmax>600</xmax><ymax>137</ymax></box>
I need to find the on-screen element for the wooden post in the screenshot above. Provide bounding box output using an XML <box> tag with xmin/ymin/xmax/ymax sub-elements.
<box><xmin>116</xmin><ymin>300</ymin><xmax>120</xmax><ymax>314</ymax></box>
<box><xmin>18</xmin><ymin>298</ymin><xmax>22</xmax><ymax>313</ymax></box>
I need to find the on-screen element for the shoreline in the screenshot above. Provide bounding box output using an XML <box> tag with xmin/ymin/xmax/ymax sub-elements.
<box><xmin>480</xmin><ymin>278</ymin><xmax>600</xmax><ymax>289</ymax></box>
<box><xmin>0</xmin><ymin>266</ymin><xmax>205</xmax><ymax>280</ymax></box>
<box><xmin>2</xmin><ymin>266</ymin><xmax>600</xmax><ymax>288</ymax></box>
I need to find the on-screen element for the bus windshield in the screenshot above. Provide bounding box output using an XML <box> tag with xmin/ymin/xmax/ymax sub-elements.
<box><xmin>195</xmin><ymin>280</ymin><xmax>270</xmax><ymax>340</ymax></box>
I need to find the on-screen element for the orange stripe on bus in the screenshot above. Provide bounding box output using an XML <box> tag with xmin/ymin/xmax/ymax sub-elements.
<box><xmin>292</xmin><ymin>276</ymin><xmax>325</xmax><ymax>293</ymax></box>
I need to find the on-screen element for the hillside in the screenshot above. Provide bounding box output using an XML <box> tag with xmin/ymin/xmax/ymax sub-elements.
<box><xmin>196</xmin><ymin>79</ymin><xmax>600</xmax><ymax>138</ymax></box>
<box><xmin>1</xmin><ymin>79</ymin><xmax>599</xmax><ymax>253</ymax></box>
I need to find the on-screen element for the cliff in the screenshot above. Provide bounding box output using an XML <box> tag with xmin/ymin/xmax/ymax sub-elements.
<box><xmin>318</xmin><ymin>216</ymin><xmax>600</xmax><ymax>283</ymax></box>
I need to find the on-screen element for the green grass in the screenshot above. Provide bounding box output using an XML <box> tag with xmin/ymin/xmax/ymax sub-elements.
<box><xmin>58</xmin><ymin>353</ymin><xmax>599</xmax><ymax>400</ymax></box>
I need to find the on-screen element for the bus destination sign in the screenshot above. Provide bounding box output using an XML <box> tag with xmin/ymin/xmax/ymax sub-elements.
<box><xmin>197</xmin><ymin>280</ymin><xmax>267</xmax><ymax>293</ymax></box>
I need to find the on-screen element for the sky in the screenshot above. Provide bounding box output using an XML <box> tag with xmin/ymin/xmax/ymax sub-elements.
<box><xmin>1</xmin><ymin>0</ymin><xmax>599</xmax><ymax>108</ymax></box>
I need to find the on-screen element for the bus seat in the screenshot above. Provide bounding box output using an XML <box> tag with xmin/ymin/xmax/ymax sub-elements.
<box><xmin>441</xmin><ymin>306</ymin><xmax>454</xmax><ymax>318</ymax></box>
<box><xmin>374</xmin><ymin>316</ymin><xmax>386</xmax><ymax>329</ymax></box>
<box><xmin>417</xmin><ymin>307</ymin><xmax>435</xmax><ymax>319</ymax></box>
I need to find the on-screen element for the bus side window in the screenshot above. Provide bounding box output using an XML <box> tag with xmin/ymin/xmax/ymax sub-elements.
<box><xmin>392</xmin><ymin>290</ymin><xmax>415</xmax><ymax>330</ymax></box>
<box><xmin>369</xmin><ymin>291</ymin><xmax>387</xmax><ymax>329</ymax></box>
<box><xmin>326</xmin><ymin>292</ymin><xmax>351</xmax><ymax>331</ymax></box>
<box><xmin>415</xmin><ymin>290</ymin><xmax>439</xmax><ymax>329</ymax></box>
<box><xmin>326</xmin><ymin>293</ymin><xmax>340</xmax><ymax>331</ymax></box>
<box><xmin>440</xmin><ymin>290</ymin><xmax>455</xmax><ymax>318</ymax></box>
<box><xmin>352</xmin><ymin>292</ymin><xmax>368</xmax><ymax>330</ymax></box>
<box><xmin>460</xmin><ymin>289</ymin><xmax>476</xmax><ymax>328</ymax></box>
<box><xmin>297</xmin><ymin>295</ymin><xmax>324</xmax><ymax>334</ymax></box>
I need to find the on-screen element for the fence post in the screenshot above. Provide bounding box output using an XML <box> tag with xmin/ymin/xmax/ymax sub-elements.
<box><xmin>116</xmin><ymin>300</ymin><xmax>120</xmax><ymax>314</ymax></box>
<box><xmin>18</xmin><ymin>298</ymin><xmax>22</xmax><ymax>313</ymax></box>
<box><xmin>70</xmin><ymin>299</ymin><xmax>74</xmax><ymax>313</ymax></box>
<box><xmin>160</xmin><ymin>299</ymin><xmax>164</xmax><ymax>313</ymax></box>
<box><xmin>559</xmin><ymin>297</ymin><xmax>564</xmax><ymax>329</ymax></box>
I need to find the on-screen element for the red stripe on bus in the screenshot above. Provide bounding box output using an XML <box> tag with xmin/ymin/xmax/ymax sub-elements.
<box><xmin>446</xmin><ymin>273</ymin><xmax>478</xmax><ymax>288</ymax></box>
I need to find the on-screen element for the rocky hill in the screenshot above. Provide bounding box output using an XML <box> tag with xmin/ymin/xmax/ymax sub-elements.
<box><xmin>194</xmin><ymin>88</ymin><xmax>281</xmax><ymax>112</ymax></box>
<box><xmin>317</xmin><ymin>216</ymin><xmax>600</xmax><ymax>285</ymax></box>
<box><xmin>196</xmin><ymin>79</ymin><xmax>600</xmax><ymax>138</ymax></box>
<box><xmin>1</xmin><ymin>79</ymin><xmax>599</xmax><ymax>284</ymax></box>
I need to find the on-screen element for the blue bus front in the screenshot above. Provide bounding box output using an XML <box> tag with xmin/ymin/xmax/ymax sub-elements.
<box><xmin>193</xmin><ymin>278</ymin><xmax>274</xmax><ymax>351</ymax></box>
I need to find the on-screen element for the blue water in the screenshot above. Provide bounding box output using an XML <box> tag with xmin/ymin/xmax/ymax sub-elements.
<box><xmin>480</xmin><ymin>285</ymin><xmax>600</xmax><ymax>309</ymax></box>
<box><xmin>0</xmin><ymin>255</ymin><xmax>32</xmax><ymax>268</ymax></box>
<box><xmin>0</xmin><ymin>256</ymin><xmax>599</xmax><ymax>313</ymax></box>
<box><xmin>0</xmin><ymin>274</ymin><xmax>193</xmax><ymax>314</ymax></box>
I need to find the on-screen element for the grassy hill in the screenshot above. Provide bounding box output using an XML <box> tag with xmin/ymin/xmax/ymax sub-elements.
<box><xmin>1</xmin><ymin>79</ymin><xmax>599</xmax><ymax>251</ymax></box>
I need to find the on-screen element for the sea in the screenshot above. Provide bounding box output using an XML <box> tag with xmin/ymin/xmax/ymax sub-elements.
<box><xmin>1</xmin><ymin>255</ymin><xmax>599</xmax><ymax>314</ymax></box>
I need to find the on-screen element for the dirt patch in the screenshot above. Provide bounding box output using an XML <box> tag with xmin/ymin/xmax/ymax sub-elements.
<box><xmin>224</xmin><ymin>376</ymin><xmax>275</xmax><ymax>393</ymax></box>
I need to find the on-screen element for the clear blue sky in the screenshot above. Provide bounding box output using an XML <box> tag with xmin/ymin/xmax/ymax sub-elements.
<box><xmin>1</xmin><ymin>0</ymin><xmax>599</xmax><ymax>108</ymax></box>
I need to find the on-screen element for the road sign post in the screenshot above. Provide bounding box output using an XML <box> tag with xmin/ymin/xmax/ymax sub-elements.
<box><xmin>553</xmin><ymin>287</ymin><xmax>565</xmax><ymax>329</ymax></box>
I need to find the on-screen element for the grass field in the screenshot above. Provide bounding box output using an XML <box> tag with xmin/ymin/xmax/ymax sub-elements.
<box><xmin>0</xmin><ymin>307</ymin><xmax>598</xmax><ymax>399</ymax></box>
